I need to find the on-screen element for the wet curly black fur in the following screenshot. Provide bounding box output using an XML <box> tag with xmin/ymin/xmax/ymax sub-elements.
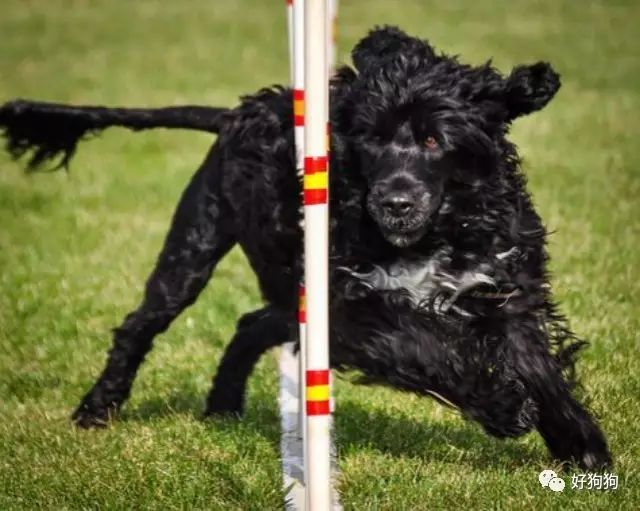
<box><xmin>1</xmin><ymin>26</ymin><xmax>610</xmax><ymax>470</ymax></box>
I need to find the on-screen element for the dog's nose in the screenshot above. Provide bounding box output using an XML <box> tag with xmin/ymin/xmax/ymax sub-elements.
<box><xmin>382</xmin><ymin>193</ymin><xmax>414</xmax><ymax>217</ymax></box>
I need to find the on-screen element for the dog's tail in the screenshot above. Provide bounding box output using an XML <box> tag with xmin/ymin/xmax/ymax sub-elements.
<box><xmin>0</xmin><ymin>99</ymin><xmax>229</xmax><ymax>170</ymax></box>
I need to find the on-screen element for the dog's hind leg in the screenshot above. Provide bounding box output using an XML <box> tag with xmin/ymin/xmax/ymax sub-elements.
<box><xmin>205</xmin><ymin>306</ymin><xmax>291</xmax><ymax>417</ymax></box>
<box><xmin>72</xmin><ymin>147</ymin><xmax>236</xmax><ymax>428</ymax></box>
<box><xmin>505</xmin><ymin>319</ymin><xmax>612</xmax><ymax>469</ymax></box>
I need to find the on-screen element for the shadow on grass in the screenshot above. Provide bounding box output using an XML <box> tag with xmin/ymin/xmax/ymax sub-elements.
<box><xmin>123</xmin><ymin>388</ymin><xmax>542</xmax><ymax>470</ymax></box>
<box><xmin>123</xmin><ymin>390</ymin><xmax>204</xmax><ymax>422</ymax></box>
<box><xmin>335</xmin><ymin>400</ymin><xmax>542</xmax><ymax>470</ymax></box>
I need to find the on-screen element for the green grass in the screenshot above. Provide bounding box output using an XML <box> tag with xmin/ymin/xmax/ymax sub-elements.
<box><xmin>1</xmin><ymin>0</ymin><xmax>639</xmax><ymax>509</ymax></box>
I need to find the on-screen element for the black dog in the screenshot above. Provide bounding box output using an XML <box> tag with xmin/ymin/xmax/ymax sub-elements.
<box><xmin>0</xmin><ymin>27</ymin><xmax>611</xmax><ymax>469</ymax></box>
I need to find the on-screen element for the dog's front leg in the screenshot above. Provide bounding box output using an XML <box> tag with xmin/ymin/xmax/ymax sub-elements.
<box><xmin>504</xmin><ymin>318</ymin><xmax>612</xmax><ymax>470</ymax></box>
<box><xmin>330</xmin><ymin>292</ymin><xmax>458</xmax><ymax>399</ymax></box>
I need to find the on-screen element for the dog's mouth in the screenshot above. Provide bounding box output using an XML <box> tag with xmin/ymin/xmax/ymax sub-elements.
<box><xmin>373</xmin><ymin>210</ymin><xmax>431</xmax><ymax>247</ymax></box>
<box><xmin>379</xmin><ymin>223</ymin><xmax>429</xmax><ymax>247</ymax></box>
<box><xmin>366</xmin><ymin>190</ymin><xmax>438</xmax><ymax>248</ymax></box>
<box><xmin>368</xmin><ymin>208</ymin><xmax>432</xmax><ymax>247</ymax></box>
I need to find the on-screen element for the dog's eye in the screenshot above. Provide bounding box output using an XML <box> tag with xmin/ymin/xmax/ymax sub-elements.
<box><xmin>424</xmin><ymin>136</ymin><xmax>439</xmax><ymax>151</ymax></box>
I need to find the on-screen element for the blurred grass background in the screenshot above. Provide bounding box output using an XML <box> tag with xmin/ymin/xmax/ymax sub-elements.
<box><xmin>0</xmin><ymin>0</ymin><xmax>638</xmax><ymax>509</ymax></box>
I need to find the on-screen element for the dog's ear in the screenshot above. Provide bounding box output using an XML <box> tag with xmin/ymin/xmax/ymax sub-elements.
<box><xmin>352</xmin><ymin>26</ymin><xmax>436</xmax><ymax>75</ymax></box>
<box><xmin>503</xmin><ymin>62</ymin><xmax>561</xmax><ymax>120</ymax></box>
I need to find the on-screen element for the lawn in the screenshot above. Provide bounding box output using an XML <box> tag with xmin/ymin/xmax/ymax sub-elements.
<box><xmin>0</xmin><ymin>0</ymin><xmax>638</xmax><ymax>509</ymax></box>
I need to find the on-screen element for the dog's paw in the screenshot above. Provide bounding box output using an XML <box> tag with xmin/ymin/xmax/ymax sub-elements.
<box><xmin>204</xmin><ymin>386</ymin><xmax>245</xmax><ymax>419</ymax></box>
<box><xmin>71</xmin><ymin>402</ymin><xmax>114</xmax><ymax>429</ymax></box>
<box><xmin>579</xmin><ymin>450</ymin><xmax>612</xmax><ymax>471</ymax></box>
<box><xmin>548</xmin><ymin>420</ymin><xmax>613</xmax><ymax>471</ymax></box>
<box><xmin>575</xmin><ymin>435</ymin><xmax>613</xmax><ymax>471</ymax></box>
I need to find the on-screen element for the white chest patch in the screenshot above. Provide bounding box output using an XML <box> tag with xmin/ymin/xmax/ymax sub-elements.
<box><xmin>350</xmin><ymin>258</ymin><xmax>441</xmax><ymax>302</ymax></box>
<box><xmin>341</xmin><ymin>252</ymin><xmax>497</xmax><ymax>315</ymax></box>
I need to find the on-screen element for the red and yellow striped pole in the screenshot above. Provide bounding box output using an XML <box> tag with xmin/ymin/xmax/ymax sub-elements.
<box><xmin>292</xmin><ymin>0</ymin><xmax>308</xmax><ymax>484</ymax></box>
<box><xmin>283</xmin><ymin>1</ymin><xmax>337</xmax><ymax>509</ymax></box>
<box><xmin>303</xmin><ymin>1</ymin><xmax>331</xmax><ymax>509</ymax></box>
<box><xmin>280</xmin><ymin>1</ymin><xmax>309</xmax><ymax>510</ymax></box>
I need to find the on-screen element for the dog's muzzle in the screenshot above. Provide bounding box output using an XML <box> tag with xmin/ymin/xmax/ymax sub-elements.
<box><xmin>368</xmin><ymin>190</ymin><xmax>433</xmax><ymax>247</ymax></box>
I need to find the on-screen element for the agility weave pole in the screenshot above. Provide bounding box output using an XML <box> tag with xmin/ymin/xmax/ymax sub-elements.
<box><xmin>279</xmin><ymin>0</ymin><xmax>340</xmax><ymax>509</ymax></box>
<box><xmin>302</xmin><ymin>2</ymin><xmax>331</xmax><ymax>508</ymax></box>
<box><xmin>279</xmin><ymin>2</ymin><xmax>308</xmax><ymax>508</ymax></box>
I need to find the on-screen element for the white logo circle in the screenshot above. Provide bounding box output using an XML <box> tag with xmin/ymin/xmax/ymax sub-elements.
<box><xmin>548</xmin><ymin>477</ymin><xmax>566</xmax><ymax>492</ymax></box>
<box><xmin>538</xmin><ymin>469</ymin><xmax>557</xmax><ymax>487</ymax></box>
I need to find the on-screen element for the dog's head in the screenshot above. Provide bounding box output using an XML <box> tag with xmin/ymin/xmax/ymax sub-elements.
<box><xmin>335</xmin><ymin>27</ymin><xmax>561</xmax><ymax>248</ymax></box>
